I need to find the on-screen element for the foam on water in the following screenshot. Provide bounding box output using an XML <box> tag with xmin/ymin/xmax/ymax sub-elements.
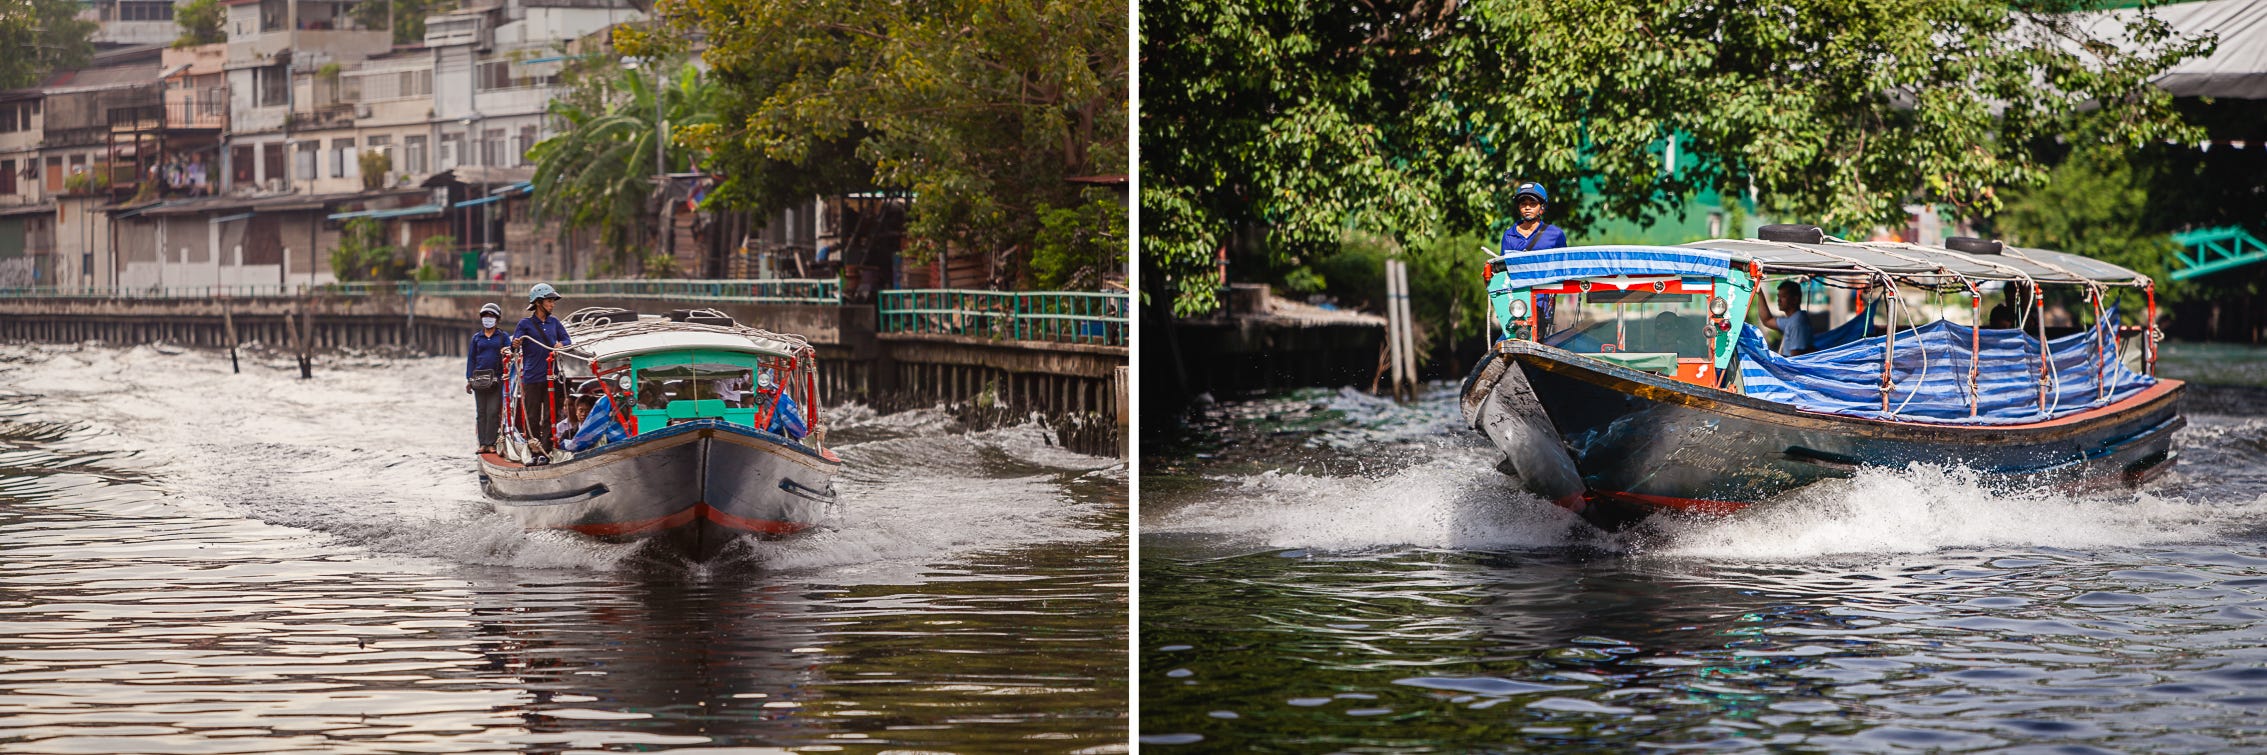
<box><xmin>1650</xmin><ymin>464</ymin><xmax>2267</xmax><ymax>561</ymax></box>
<box><xmin>1157</xmin><ymin>379</ymin><xmax>2267</xmax><ymax>559</ymax></box>
<box><xmin>1</xmin><ymin>343</ymin><xmax>1120</xmax><ymax>577</ymax></box>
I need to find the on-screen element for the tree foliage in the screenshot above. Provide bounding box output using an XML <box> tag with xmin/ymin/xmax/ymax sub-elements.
<box><xmin>0</xmin><ymin>0</ymin><xmax>95</xmax><ymax>90</ymax></box>
<box><xmin>1993</xmin><ymin>147</ymin><xmax>2190</xmax><ymax>321</ymax></box>
<box><xmin>173</xmin><ymin>0</ymin><xmax>225</xmax><ymax>47</ymax></box>
<box><xmin>1142</xmin><ymin>0</ymin><xmax>2213</xmax><ymax>315</ymax></box>
<box><xmin>329</xmin><ymin>218</ymin><xmax>399</xmax><ymax>282</ymax></box>
<box><xmin>348</xmin><ymin>0</ymin><xmax>441</xmax><ymax>47</ymax></box>
<box><xmin>676</xmin><ymin>0</ymin><xmax>1128</xmax><ymax>282</ymax></box>
<box><xmin>1032</xmin><ymin>190</ymin><xmax>1127</xmax><ymax>289</ymax></box>
<box><xmin>527</xmin><ymin>58</ymin><xmax>717</xmax><ymax>270</ymax></box>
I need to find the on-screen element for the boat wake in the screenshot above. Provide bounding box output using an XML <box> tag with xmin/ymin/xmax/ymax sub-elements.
<box><xmin>1150</xmin><ymin>380</ymin><xmax>2267</xmax><ymax>560</ymax></box>
<box><xmin>0</xmin><ymin>343</ymin><xmax>1123</xmax><ymax>578</ymax></box>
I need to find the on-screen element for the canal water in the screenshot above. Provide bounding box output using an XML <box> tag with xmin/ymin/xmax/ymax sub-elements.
<box><xmin>1141</xmin><ymin>361</ymin><xmax>2267</xmax><ymax>751</ymax></box>
<box><xmin>0</xmin><ymin>343</ymin><xmax>1127</xmax><ymax>754</ymax></box>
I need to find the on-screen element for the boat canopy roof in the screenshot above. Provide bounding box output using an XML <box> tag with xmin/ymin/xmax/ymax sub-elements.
<box><xmin>563</xmin><ymin>325</ymin><xmax>809</xmax><ymax>363</ymax></box>
<box><xmin>1686</xmin><ymin>239</ymin><xmax>2150</xmax><ymax>287</ymax></box>
<box><xmin>1492</xmin><ymin>240</ymin><xmax>2151</xmax><ymax>289</ymax></box>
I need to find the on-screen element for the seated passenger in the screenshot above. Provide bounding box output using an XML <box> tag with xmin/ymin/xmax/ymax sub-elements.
<box><xmin>552</xmin><ymin>394</ymin><xmax>592</xmax><ymax>447</ymax></box>
<box><xmin>565</xmin><ymin>395</ymin><xmax>630</xmax><ymax>450</ymax></box>
<box><xmin>769</xmin><ymin>389</ymin><xmax>808</xmax><ymax>439</ymax></box>
<box><xmin>1649</xmin><ymin>311</ymin><xmax>1703</xmax><ymax>357</ymax></box>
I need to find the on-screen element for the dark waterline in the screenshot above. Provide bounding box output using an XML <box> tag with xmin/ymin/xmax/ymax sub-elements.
<box><xmin>0</xmin><ymin>344</ymin><xmax>1128</xmax><ymax>754</ymax></box>
<box><xmin>1142</xmin><ymin>368</ymin><xmax>2267</xmax><ymax>751</ymax></box>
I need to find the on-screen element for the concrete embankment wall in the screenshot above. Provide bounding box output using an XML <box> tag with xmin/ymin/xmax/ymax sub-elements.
<box><xmin>0</xmin><ymin>294</ymin><xmax>1129</xmax><ymax>456</ymax></box>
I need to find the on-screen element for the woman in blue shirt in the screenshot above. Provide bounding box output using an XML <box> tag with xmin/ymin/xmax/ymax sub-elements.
<box><xmin>466</xmin><ymin>302</ymin><xmax>508</xmax><ymax>454</ymax></box>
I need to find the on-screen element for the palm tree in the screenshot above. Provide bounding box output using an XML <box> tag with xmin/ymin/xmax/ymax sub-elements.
<box><xmin>528</xmin><ymin>60</ymin><xmax>716</xmax><ymax>275</ymax></box>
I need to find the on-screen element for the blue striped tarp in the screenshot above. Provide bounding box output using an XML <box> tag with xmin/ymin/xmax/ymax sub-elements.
<box><xmin>1495</xmin><ymin>246</ymin><xmax>1735</xmax><ymax>291</ymax></box>
<box><xmin>1735</xmin><ymin>309</ymin><xmax>2153</xmax><ymax>424</ymax></box>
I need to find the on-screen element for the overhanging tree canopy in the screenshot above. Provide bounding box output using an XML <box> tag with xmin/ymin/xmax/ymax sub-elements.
<box><xmin>675</xmin><ymin>0</ymin><xmax>1128</xmax><ymax>284</ymax></box>
<box><xmin>1142</xmin><ymin>0</ymin><xmax>2213</xmax><ymax>316</ymax></box>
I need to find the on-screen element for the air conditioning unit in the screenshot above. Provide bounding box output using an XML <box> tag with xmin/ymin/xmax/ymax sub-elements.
<box><xmin>355</xmin><ymin>104</ymin><xmax>372</xmax><ymax>119</ymax></box>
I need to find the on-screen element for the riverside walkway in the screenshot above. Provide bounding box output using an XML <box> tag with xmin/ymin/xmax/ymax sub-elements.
<box><xmin>0</xmin><ymin>280</ymin><xmax>1129</xmax><ymax>454</ymax></box>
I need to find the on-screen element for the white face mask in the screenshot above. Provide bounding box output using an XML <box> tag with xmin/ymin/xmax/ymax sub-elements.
<box><xmin>481</xmin><ymin>316</ymin><xmax>497</xmax><ymax>329</ymax></box>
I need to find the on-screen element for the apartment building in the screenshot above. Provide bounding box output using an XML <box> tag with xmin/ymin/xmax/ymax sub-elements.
<box><xmin>16</xmin><ymin>0</ymin><xmax>675</xmax><ymax>290</ymax></box>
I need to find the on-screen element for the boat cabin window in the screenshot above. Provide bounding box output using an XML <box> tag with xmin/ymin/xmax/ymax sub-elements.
<box><xmin>632</xmin><ymin>364</ymin><xmax>758</xmax><ymax>413</ymax></box>
<box><xmin>1541</xmin><ymin>289</ymin><xmax>1711</xmax><ymax>359</ymax></box>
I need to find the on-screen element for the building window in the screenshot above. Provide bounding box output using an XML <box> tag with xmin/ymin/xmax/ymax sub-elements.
<box><xmin>295</xmin><ymin>142</ymin><xmax>318</xmax><ymax>182</ymax></box>
<box><xmin>404</xmin><ymin>135</ymin><xmax>427</xmax><ymax>175</ymax></box>
<box><xmin>119</xmin><ymin>1</ymin><xmax>174</xmax><ymax>21</ymax></box>
<box><xmin>476</xmin><ymin>61</ymin><xmax>511</xmax><ymax>91</ymax></box>
<box><xmin>1</xmin><ymin>160</ymin><xmax>15</xmax><ymax>195</ymax></box>
<box><xmin>256</xmin><ymin>66</ymin><xmax>289</xmax><ymax>108</ymax></box>
<box><xmin>480</xmin><ymin>128</ymin><xmax>503</xmax><ymax>168</ymax></box>
<box><xmin>331</xmin><ymin>138</ymin><xmax>356</xmax><ymax>179</ymax></box>
<box><xmin>515</xmin><ymin>125</ymin><xmax>537</xmax><ymax>166</ymax></box>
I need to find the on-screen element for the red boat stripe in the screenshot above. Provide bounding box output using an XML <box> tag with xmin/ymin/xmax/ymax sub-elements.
<box><xmin>702</xmin><ymin>504</ymin><xmax>810</xmax><ymax>535</ymax></box>
<box><xmin>559</xmin><ymin>503</ymin><xmax>810</xmax><ymax>537</ymax></box>
<box><xmin>1586</xmin><ymin>488</ymin><xmax>1749</xmax><ymax>516</ymax></box>
<box><xmin>567</xmin><ymin>506</ymin><xmax>700</xmax><ymax>537</ymax></box>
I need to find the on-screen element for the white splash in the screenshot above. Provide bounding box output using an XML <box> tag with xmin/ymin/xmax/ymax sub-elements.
<box><xmin>0</xmin><ymin>343</ymin><xmax>1120</xmax><ymax>578</ymax></box>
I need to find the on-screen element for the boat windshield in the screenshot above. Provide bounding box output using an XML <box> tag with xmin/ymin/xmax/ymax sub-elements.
<box><xmin>1541</xmin><ymin>289</ymin><xmax>1712</xmax><ymax>359</ymax></box>
<box><xmin>633</xmin><ymin>364</ymin><xmax>759</xmax><ymax>410</ymax></box>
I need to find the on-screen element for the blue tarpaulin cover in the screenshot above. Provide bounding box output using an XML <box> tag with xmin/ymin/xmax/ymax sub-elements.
<box><xmin>1736</xmin><ymin>309</ymin><xmax>2154</xmax><ymax>424</ymax></box>
<box><xmin>1494</xmin><ymin>246</ymin><xmax>1734</xmax><ymax>291</ymax></box>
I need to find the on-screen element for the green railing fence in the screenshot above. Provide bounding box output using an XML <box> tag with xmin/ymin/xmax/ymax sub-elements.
<box><xmin>877</xmin><ymin>289</ymin><xmax>1129</xmax><ymax>348</ymax></box>
<box><xmin>0</xmin><ymin>278</ymin><xmax>843</xmax><ymax>304</ymax></box>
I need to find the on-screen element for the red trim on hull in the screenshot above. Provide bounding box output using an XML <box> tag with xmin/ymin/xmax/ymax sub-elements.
<box><xmin>702</xmin><ymin>503</ymin><xmax>811</xmax><ymax>535</ymax></box>
<box><xmin>1585</xmin><ymin>489</ymin><xmax>1750</xmax><ymax>516</ymax></box>
<box><xmin>567</xmin><ymin>506</ymin><xmax>699</xmax><ymax>536</ymax></box>
<box><xmin>558</xmin><ymin>502</ymin><xmax>812</xmax><ymax>538</ymax></box>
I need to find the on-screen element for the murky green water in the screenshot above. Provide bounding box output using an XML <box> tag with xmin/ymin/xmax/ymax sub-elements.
<box><xmin>0</xmin><ymin>344</ymin><xmax>1128</xmax><ymax>754</ymax></box>
<box><xmin>1142</xmin><ymin>380</ymin><xmax>2267</xmax><ymax>751</ymax></box>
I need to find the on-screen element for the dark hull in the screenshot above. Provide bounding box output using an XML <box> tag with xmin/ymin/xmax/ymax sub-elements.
<box><xmin>478</xmin><ymin>420</ymin><xmax>842</xmax><ymax>561</ymax></box>
<box><xmin>1463</xmin><ymin>340</ymin><xmax>2185</xmax><ymax>531</ymax></box>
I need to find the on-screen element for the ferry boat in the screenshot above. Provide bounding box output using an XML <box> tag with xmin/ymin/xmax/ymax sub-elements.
<box><xmin>1464</xmin><ymin>224</ymin><xmax>2183</xmax><ymax>530</ymax></box>
<box><xmin>479</xmin><ymin>307</ymin><xmax>842</xmax><ymax>560</ymax></box>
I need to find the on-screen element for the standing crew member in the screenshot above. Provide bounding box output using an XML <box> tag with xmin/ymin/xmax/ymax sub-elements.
<box><xmin>514</xmin><ymin>283</ymin><xmax>571</xmax><ymax>455</ymax></box>
<box><xmin>466</xmin><ymin>302</ymin><xmax>507</xmax><ymax>454</ymax></box>
<box><xmin>1500</xmin><ymin>182</ymin><xmax>1568</xmax><ymax>331</ymax></box>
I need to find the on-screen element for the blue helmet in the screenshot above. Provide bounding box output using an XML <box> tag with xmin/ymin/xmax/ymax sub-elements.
<box><xmin>1514</xmin><ymin>182</ymin><xmax>1549</xmax><ymax>205</ymax></box>
<box><xmin>526</xmin><ymin>282</ymin><xmax>561</xmax><ymax>310</ymax></box>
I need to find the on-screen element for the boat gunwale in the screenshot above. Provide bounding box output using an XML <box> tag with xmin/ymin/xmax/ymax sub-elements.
<box><xmin>1497</xmin><ymin>339</ymin><xmax>2184</xmax><ymax>443</ymax></box>
<box><xmin>479</xmin><ymin>419</ymin><xmax>840</xmax><ymax>481</ymax></box>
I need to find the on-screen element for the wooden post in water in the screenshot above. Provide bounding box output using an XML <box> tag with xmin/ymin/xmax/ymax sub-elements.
<box><xmin>297</xmin><ymin>295</ymin><xmax>313</xmax><ymax>379</ymax></box>
<box><xmin>1383</xmin><ymin>258</ymin><xmax>1405</xmax><ymax>397</ymax></box>
<box><xmin>1387</xmin><ymin>257</ymin><xmax>1405</xmax><ymax>399</ymax></box>
<box><xmin>222</xmin><ymin>298</ymin><xmax>240</xmax><ymax>374</ymax></box>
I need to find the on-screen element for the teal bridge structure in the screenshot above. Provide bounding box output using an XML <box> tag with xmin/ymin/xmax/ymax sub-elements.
<box><xmin>2171</xmin><ymin>226</ymin><xmax>2267</xmax><ymax>281</ymax></box>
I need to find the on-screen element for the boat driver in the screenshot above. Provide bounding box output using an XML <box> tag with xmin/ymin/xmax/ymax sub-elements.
<box><xmin>514</xmin><ymin>283</ymin><xmax>572</xmax><ymax>457</ymax></box>
<box><xmin>1500</xmin><ymin>182</ymin><xmax>1567</xmax><ymax>330</ymax></box>
<box><xmin>1753</xmin><ymin>279</ymin><xmax>1814</xmax><ymax>356</ymax></box>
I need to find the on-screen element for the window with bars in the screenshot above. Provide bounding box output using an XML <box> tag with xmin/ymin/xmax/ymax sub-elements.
<box><xmin>119</xmin><ymin>1</ymin><xmax>173</xmax><ymax>21</ymax></box>
<box><xmin>255</xmin><ymin>66</ymin><xmax>289</xmax><ymax>108</ymax></box>
<box><xmin>405</xmin><ymin>135</ymin><xmax>428</xmax><ymax>175</ymax></box>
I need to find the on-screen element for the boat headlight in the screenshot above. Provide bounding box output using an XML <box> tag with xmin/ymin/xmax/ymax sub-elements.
<box><xmin>1709</xmin><ymin>296</ymin><xmax>1729</xmax><ymax>316</ymax></box>
<box><xmin>1508</xmin><ymin>296</ymin><xmax>1532</xmax><ymax>320</ymax></box>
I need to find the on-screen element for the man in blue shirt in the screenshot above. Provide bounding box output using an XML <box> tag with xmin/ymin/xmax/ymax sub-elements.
<box><xmin>1500</xmin><ymin>182</ymin><xmax>1568</xmax><ymax>331</ymax></box>
<box><xmin>514</xmin><ymin>283</ymin><xmax>572</xmax><ymax>455</ymax></box>
<box><xmin>465</xmin><ymin>302</ymin><xmax>508</xmax><ymax>454</ymax></box>
<box><xmin>1752</xmin><ymin>280</ymin><xmax>1813</xmax><ymax>356</ymax></box>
